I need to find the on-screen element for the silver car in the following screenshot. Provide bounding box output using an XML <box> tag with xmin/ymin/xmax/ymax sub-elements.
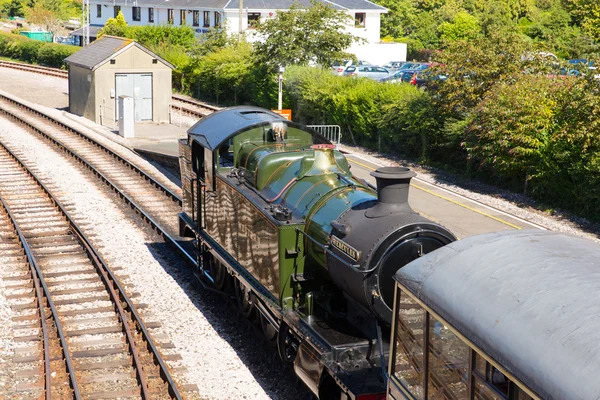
<box><xmin>343</xmin><ymin>65</ymin><xmax>390</xmax><ymax>80</ymax></box>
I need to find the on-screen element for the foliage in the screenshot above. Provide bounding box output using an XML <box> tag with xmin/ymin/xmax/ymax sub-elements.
<box><xmin>187</xmin><ymin>40</ymin><xmax>256</xmax><ymax>105</ymax></box>
<box><xmin>373</xmin><ymin>0</ymin><xmax>600</xmax><ymax>60</ymax></box>
<box><xmin>25</xmin><ymin>0</ymin><xmax>80</xmax><ymax>33</ymax></box>
<box><xmin>0</xmin><ymin>32</ymin><xmax>78</xmax><ymax>67</ymax></box>
<box><xmin>253</xmin><ymin>0</ymin><xmax>359</xmax><ymax>69</ymax></box>
<box><xmin>98</xmin><ymin>10</ymin><xmax>128</xmax><ymax>37</ymax></box>
<box><xmin>283</xmin><ymin>66</ymin><xmax>427</xmax><ymax>153</ymax></box>
<box><xmin>2</xmin><ymin>0</ymin><xmax>24</xmax><ymax>17</ymax></box>
<box><xmin>98</xmin><ymin>11</ymin><xmax>196</xmax><ymax>49</ymax></box>
<box><xmin>464</xmin><ymin>76</ymin><xmax>558</xmax><ymax>189</ymax></box>
<box><xmin>438</xmin><ymin>11</ymin><xmax>480</xmax><ymax>41</ymax></box>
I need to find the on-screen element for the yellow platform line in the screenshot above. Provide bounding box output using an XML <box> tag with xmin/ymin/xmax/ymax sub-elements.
<box><xmin>349</xmin><ymin>158</ymin><xmax>522</xmax><ymax>230</ymax></box>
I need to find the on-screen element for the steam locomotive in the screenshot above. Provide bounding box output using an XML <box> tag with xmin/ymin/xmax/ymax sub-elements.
<box><xmin>178</xmin><ymin>106</ymin><xmax>456</xmax><ymax>399</ymax></box>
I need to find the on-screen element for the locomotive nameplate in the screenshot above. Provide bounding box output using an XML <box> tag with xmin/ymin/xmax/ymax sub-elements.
<box><xmin>330</xmin><ymin>236</ymin><xmax>361</xmax><ymax>261</ymax></box>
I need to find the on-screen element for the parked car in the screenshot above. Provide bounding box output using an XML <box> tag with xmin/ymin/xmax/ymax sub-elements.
<box><xmin>343</xmin><ymin>65</ymin><xmax>390</xmax><ymax>80</ymax></box>
<box><xmin>410</xmin><ymin>70</ymin><xmax>448</xmax><ymax>88</ymax></box>
<box><xmin>380</xmin><ymin>63</ymin><xmax>432</xmax><ymax>83</ymax></box>
<box><xmin>382</xmin><ymin>61</ymin><xmax>407</xmax><ymax>71</ymax></box>
<box><xmin>331</xmin><ymin>60</ymin><xmax>372</xmax><ymax>75</ymax></box>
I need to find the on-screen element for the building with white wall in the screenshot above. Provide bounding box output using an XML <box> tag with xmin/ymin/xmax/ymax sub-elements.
<box><xmin>86</xmin><ymin>0</ymin><xmax>386</xmax><ymax>44</ymax></box>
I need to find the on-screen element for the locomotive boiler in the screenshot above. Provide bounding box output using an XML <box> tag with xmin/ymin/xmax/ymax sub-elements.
<box><xmin>178</xmin><ymin>106</ymin><xmax>456</xmax><ymax>399</ymax></box>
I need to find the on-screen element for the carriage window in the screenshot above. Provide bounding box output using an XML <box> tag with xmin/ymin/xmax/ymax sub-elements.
<box><xmin>392</xmin><ymin>291</ymin><xmax>425</xmax><ymax>398</ymax></box>
<box><xmin>473</xmin><ymin>374</ymin><xmax>505</xmax><ymax>400</ymax></box>
<box><xmin>473</xmin><ymin>353</ymin><xmax>509</xmax><ymax>398</ymax></box>
<box><xmin>428</xmin><ymin>314</ymin><xmax>469</xmax><ymax>399</ymax></box>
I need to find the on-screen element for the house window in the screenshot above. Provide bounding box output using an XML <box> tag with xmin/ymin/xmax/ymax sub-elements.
<box><xmin>132</xmin><ymin>7</ymin><xmax>141</xmax><ymax>21</ymax></box>
<box><xmin>114</xmin><ymin>5</ymin><xmax>121</xmax><ymax>17</ymax></box>
<box><xmin>96</xmin><ymin>4</ymin><xmax>101</xmax><ymax>18</ymax></box>
<box><xmin>355</xmin><ymin>13</ymin><xmax>365</xmax><ymax>27</ymax></box>
<box><xmin>193</xmin><ymin>10</ymin><xmax>199</xmax><ymax>27</ymax></box>
<box><xmin>148</xmin><ymin>8</ymin><xmax>154</xmax><ymax>22</ymax></box>
<box><xmin>203</xmin><ymin>11</ymin><xmax>210</xmax><ymax>27</ymax></box>
<box><xmin>247</xmin><ymin>12</ymin><xmax>260</xmax><ymax>28</ymax></box>
<box><xmin>180</xmin><ymin>9</ymin><xmax>186</xmax><ymax>25</ymax></box>
<box><xmin>167</xmin><ymin>9</ymin><xmax>174</xmax><ymax>24</ymax></box>
<box><xmin>214</xmin><ymin>11</ymin><xmax>220</xmax><ymax>26</ymax></box>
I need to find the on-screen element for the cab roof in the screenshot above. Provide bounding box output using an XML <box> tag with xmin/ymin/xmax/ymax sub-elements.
<box><xmin>187</xmin><ymin>106</ymin><xmax>287</xmax><ymax>151</ymax></box>
<box><xmin>395</xmin><ymin>229</ymin><xmax>600</xmax><ymax>400</ymax></box>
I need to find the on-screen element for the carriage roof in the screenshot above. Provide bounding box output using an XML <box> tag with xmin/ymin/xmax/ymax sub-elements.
<box><xmin>394</xmin><ymin>229</ymin><xmax>600</xmax><ymax>400</ymax></box>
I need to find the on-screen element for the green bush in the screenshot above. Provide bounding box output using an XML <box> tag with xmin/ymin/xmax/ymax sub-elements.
<box><xmin>0</xmin><ymin>32</ymin><xmax>79</xmax><ymax>68</ymax></box>
<box><xmin>186</xmin><ymin>41</ymin><xmax>259</xmax><ymax>105</ymax></box>
<box><xmin>283</xmin><ymin>65</ymin><xmax>428</xmax><ymax>154</ymax></box>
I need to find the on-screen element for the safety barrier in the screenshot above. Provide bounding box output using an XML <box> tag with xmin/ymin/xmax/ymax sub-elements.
<box><xmin>307</xmin><ymin>125</ymin><xmax>342</xmax><ymax>148</ymax></box>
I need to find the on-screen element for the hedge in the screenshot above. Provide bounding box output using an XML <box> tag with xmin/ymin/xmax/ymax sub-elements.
<box><xmin>0</xmin><ymin>33</ymin><xmax>79</xmax><ymax>68</ymax></box>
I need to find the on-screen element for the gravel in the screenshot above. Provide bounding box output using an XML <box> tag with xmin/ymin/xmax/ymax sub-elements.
<box><xmin>0</xmin><ymin>67</ymin><xmax>68</xmax><ymax>109</ymax></box>
<box><xmin>0</xmin><ymin>115</ymin><xmax>310</xmax><ymax>399</ymax></box>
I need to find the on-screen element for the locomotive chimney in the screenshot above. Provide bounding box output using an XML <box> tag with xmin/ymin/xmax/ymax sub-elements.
<box><xmin>370</xmin><ymin>167</ymin><xmax>416</xmax><ymax>205</ymax></box>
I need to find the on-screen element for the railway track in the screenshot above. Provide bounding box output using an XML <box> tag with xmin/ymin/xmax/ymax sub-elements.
<box><xmin>0</xmin><ymin>93</ymin><xmax>195</xmax><ymax>264</ymax></box>
<box><xmin>0</xmin><ymin>141</ymin><xmax>185</xmax><ymax>398</ymax></box>
<box><xmin>0</xmin><ymin>60</ymin><xmax>220</xmax><ymax>119</ymax></box>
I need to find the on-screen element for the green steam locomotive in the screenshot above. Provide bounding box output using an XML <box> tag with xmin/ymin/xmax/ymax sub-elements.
<box><xmin>178</xmin><ymin>106</ymin><xmax>456</xmax><ymax>399</ymax></box>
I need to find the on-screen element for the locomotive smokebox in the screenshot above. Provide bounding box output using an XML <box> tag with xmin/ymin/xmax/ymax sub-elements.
<box><xmin>325</xmin><ymin>167</ymin><xmax>456</xmax><ymax>325</ymax></box>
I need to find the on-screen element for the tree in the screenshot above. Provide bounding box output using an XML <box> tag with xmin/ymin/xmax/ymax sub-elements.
<box><xmin>191</xmin><ymin>41</ymin><xmax>255</xmax><ymax>104</ymax></box>
<box><xmin>2</xmin><ymin>0</ymin><xmax>24</xmax><ymax>17</ymax></box>
<box><xmin>26</xmin><ymin>1</ymin><xmax>63</xmax><ymax>34</ymax></box>
<box><xmin>253</xmin><ymin>0</ymin><xmax>359</xmax><ymax>69</ymax></box>
<box><xmin>98</xmin><ymin>10</ymin><xmax>128</xmax><ymax>37</ymax></box>
<box><xmin>564</xmin><ymin>0</ymin><xmax>600</xmax><ymax>42</ymax></box>
<box><xmin>438</xmin><ymin>11</ymin><xmax>481</xmax><ymax>41</ymax></box>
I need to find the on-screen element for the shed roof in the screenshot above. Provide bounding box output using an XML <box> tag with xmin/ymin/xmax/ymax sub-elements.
<box><xmin>64</xmin><ymin>35</ymin><xmax>174</xmax><ymax>70</ymax></box>
<box><xmin>394</xmin><ymin>229</ymin><xmax>600</xmax><ymax>400</ymax></box>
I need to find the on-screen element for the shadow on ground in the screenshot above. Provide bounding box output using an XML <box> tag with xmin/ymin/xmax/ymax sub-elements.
<box><xmin>144</xmin><ymin>239</ymin><xmax>315</xmax><ymax>400</ymax></box>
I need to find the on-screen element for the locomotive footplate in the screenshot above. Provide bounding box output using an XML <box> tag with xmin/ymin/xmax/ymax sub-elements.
<box><xmin>295</xmin><ymin>314</ymin><xmax>389</xmax><ymax>399</ymax></box>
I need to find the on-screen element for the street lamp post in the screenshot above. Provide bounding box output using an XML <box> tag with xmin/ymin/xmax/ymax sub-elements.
<box><xmin>278</xmin><ymin>65</ymin><xmax>284</xmax><ymax>110</ymax></box>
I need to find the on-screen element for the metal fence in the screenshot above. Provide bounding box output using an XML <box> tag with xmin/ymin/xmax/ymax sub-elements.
<box><xmin>99</xmin><ymin>104</ymin><xmax>117</xmax><ymax>130</ymax></box>
<box><xmin>307</xmin><ymin>125</ymin><xmax>342</xmax><ymax>148</ymax></box>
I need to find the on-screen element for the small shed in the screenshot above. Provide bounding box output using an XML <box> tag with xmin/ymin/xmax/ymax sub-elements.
<box><xmin>65</xmin><ymin>36</ymin><xmax>174</xmax><ymax>127</ymax></box>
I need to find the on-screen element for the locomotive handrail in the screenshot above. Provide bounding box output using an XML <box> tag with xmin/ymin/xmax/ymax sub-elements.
<box><xmin>296</xmin><ymin>228</ymin><xmax>360</xmax><ymax>270</ymax></box>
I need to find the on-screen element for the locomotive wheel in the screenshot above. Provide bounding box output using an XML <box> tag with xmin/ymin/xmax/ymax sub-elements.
<box><xmin>211</xmin><ymin>259</ymin><xmax>230</xmax><ymax>290</ymax></box>
<box><xmin>234</xmin><ymin>279</ymin><xmax>256</xmax><ymax>319</ymax></box>
<box><xmin>277</xmin><ymin>323</ymin><xmax>298</xmax><ymax>364</ymax></box>
<box><xmin>260</xmin><ymin>312</ymin><xmax>278</xmax><ymax>346</ymax></box>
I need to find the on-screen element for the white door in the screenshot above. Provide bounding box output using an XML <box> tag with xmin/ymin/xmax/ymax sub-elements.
<box><xmin>115</xmin><ymin>73</ymin><xmax>153</xmax><ymax>122</ymax></box>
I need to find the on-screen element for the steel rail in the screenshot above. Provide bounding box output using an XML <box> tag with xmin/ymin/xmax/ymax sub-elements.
<box><xmin>0</xmin><ymin>100</ymin><xmax>194</xmax><ymax>265</ymax></box>
<box><xmin>0</xmin><ymin>188</ymin><xmax>82</xmax><ymax>399</ymax></box>
<box><xmin>0</xmin><ymin>60</ymin><xmax>68</xmax><ymax>78</ymax></box>
<box><xmin>171</xmin><ymin>93</ymin><xmax>221</xmax><ymax>112</ymax></box>
<box><xmin>0</xmin><ymin>94</ymin><xmax>182</xmax><ymax>205</ymax></box>
<box><xmin>0</xmin><ymin>141</ymin><xmax>184</xmax><ymax>399</ymax></box>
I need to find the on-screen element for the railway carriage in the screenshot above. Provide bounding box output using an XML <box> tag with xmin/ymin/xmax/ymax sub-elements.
<box><xmin>388</xmin><ymin>229</ymin><xmax>600</xmax><ymax>400</ymax></box>
<box><xmin>178</xmin><ymin>106</ymin><xmax>456</xmax><ymax>399</ymax></box>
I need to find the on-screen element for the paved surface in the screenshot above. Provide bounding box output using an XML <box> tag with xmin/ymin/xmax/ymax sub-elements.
<box><xmin>345</xmin><ymin>153</ymin><xmax>538</xmax><ymax>239</ymax></box>
<box><xmin>0</xmin><ymin>66</ymin><xmax>69</xmax><ymax>109</ymax></box>
<box><xmin>128</xmin><ymin>122</ymin><xmax>188</xmax><ymax>156</ymax></box>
